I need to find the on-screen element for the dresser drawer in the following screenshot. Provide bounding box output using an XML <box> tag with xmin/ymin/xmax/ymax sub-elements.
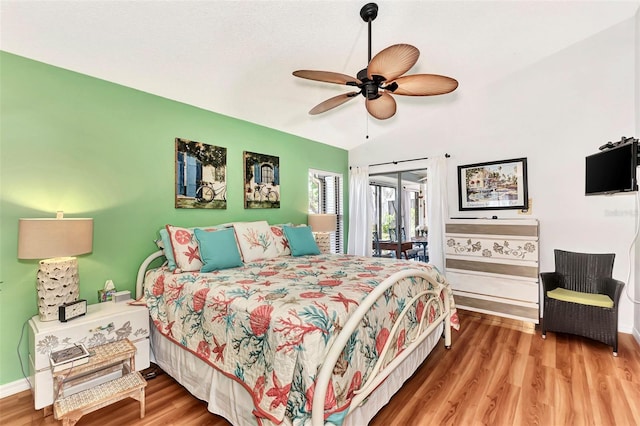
<box><xmin>29</xmin><ymin>302</ymin><xmax>149</xmax><ymax>371</ymax></box>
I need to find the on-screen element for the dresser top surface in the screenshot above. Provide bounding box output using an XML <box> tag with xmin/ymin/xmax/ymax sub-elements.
<box><xmin>29</xmin><ymin>302</ymin><xmax>148</xmax><ymax>333</ymax></box>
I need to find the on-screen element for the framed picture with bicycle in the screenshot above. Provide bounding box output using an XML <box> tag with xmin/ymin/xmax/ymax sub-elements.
<box><xmin>175</xmin><ymin>138</ymin><xmax>228</xmax><ymax>209</ymax></box>
<box><xmin>243</xmin><ymin>151</ymin><xmax>280</xmax><ymax>209</ymax></box>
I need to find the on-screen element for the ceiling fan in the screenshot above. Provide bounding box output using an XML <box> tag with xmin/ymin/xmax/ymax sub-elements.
<box><xmin>292</xmin><ymin>2</ymin><xmax>458</xmax><ymax>120</ymax></box>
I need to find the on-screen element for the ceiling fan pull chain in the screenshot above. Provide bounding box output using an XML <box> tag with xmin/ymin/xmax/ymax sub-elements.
<box><xmin>365</xmin><ymin>113</ymin><xmax>369</xmax><ymax>139</ymax></box>
<box><xmin>365</xmin><ymin>85</ymin><xmax>372</xmax><ymax>137</ymax></box>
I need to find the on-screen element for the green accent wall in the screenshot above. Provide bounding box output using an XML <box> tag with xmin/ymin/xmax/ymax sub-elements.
<box><xmin>0</xmin><ymin>52</ymin><xmax>348</xmax><ymax>386</ymax></box>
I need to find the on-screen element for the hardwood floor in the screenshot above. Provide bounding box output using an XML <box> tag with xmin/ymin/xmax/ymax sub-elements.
<box><xmin>2</xmin><ymin>311</ymin><xmax>639</xmax><ymax>425</ymax></box>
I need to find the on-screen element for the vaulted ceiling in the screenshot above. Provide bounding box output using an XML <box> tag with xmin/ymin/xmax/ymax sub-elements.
<box><xmin>2</xmin><ymin>1</ymin><xmax>638</xmax><ymax>151</ymax></box>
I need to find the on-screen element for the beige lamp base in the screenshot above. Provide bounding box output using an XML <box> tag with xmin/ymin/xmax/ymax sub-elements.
<box><xmin>37</xmin><ymin>257</ymin><xmax>80</xmax><ymax>321</ymax></box>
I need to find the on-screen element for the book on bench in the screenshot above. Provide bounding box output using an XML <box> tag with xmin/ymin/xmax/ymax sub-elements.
<box><xmin>49</xmin><ymin>344</ymin><xmax>90</xmax><ymax>372</ymax></box>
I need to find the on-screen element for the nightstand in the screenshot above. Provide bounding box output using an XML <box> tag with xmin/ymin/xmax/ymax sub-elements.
<box><xmin>28</xmin><ymin>302</ymin><xmax>150</xmax><ymax>410</ymax></box>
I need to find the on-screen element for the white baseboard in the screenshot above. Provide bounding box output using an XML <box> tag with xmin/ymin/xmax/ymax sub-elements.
<box><xmin>619</xmin><ymin>321</ymin><xmax>634</xmax><ymax>334</ymax></box>
<box><xmin>633</xmin><ymin>326</ymin><xmax>640</xmax><ymax>347</ymax></box>
<box><xmin>0</xmin><ymin>378</ymin><xmax>30</xmax><ymax>399</ymax></box>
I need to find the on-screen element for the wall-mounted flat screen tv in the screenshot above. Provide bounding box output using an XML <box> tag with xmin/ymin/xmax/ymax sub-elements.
<box><xmin>585</xmin><ymin>141</ymin><xmax>638</xmax><ymax>195</ymax></box>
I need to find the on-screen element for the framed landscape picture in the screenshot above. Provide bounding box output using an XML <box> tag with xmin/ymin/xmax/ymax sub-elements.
<box><xmin>243</xmin><ymin>151</ymin><xmax>280</xmax><ymax>209</ymax></box>
<box><xmin>458</xmin><ymin>157</ymin><xmax>528</xmax><ymax>211</ymax></box>
<box><xmin>175</xmin><ymin>138</ymin><xmax>227</xmax><ymax>209</ymax></box>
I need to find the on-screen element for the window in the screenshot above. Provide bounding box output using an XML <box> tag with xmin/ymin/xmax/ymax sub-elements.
<box><xmin>309</xmin><ymin>169</ymin><xmax>344</xmax><ymax>253</ymax></box>
<box><xmin>260</xmin><ymin>164</ymin><xmax>274</xmax><ymax>184</ymax></box>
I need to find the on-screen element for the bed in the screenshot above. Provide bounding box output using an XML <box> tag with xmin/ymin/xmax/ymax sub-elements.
<box><xmin>135</xmin><ymin>221</ymin><xmax>459</xmax><ymax>426</ymax></box>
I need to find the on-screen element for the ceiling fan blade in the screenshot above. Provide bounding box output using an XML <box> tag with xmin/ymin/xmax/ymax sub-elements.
<box><xmin>309</xmin><ymin>92</ymin><xmax>359</xmax><ymax>115</ymax></box>
<box><xmin>367</xmin><ymin>44</ymin><xmax>419</xmax><ymax>82</ymax></box>
<box><xmin>390</xmin><ymin>74</ymin><xmax>459</xmax><ymax>96</ymax></box>
<box><xmin>366</xmin><ymin>92</ymin><xmax>397</xmax><ymax>120</ymax></box>
<box><xmin>293</xmin><ymin>70</ymin><xmax>361</xmax><ymax>85</ymax></box>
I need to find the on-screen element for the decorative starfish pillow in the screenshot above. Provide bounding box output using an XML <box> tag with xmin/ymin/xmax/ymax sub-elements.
<box><xmin>270</xmin><ymin>224</ymin><xmax>292</xmax><ymax>257</ymax></box>
<box><xmin>166</xmin><ymin>225</ymin><xmax>219</xmax><ymax>272</ymax></box>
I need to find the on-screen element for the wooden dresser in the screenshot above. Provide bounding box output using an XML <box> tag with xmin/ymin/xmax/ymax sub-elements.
<box><xmin>445</xmin><ymin>218</ymin><xmax>540</xmax><ymax>323</ymax></box>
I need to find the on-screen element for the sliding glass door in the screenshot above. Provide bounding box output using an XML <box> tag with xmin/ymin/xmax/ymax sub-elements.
<box><xmin>370</xmin><ymin>169</ymin><xmax>427</xmax><ymax>244</ymax></box>
<box><xmin>370</xmin><ymin>184</ymin><xmax>397</xmax><ymax>240</ymax></box>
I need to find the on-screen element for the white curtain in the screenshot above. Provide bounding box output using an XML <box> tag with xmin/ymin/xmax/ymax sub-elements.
<box><xmin>426</xmin><ymin>157</ymin><xmax>449</xmax><ymax>272</ymax></box>
<box><xmin>348</xmin><ymin>166</ymin><xmax>372</xmax><ymax>256</ymax></box>
<box><xmin>401</xmin><ymin>190</ymin><xmax>412</xmax><ymax>238</ymax></box>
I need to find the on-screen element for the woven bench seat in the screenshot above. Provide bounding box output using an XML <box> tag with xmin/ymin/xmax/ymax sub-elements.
<box><xmin>54</xmin><ymin>372</ymin><xmax>146</xmax><ymax>426</ymax></box>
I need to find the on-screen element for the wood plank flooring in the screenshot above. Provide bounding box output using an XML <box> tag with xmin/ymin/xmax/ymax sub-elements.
<box><xmin>2</xmin><ymin>311</ymin><xmax>639</xmax><ymax>426</ymax></box>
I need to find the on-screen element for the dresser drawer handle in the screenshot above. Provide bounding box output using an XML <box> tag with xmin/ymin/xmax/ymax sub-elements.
<box><xmin>90</xmin><ymin>322</ymin><xmax>114</xmax><ymax>333</ymax></box>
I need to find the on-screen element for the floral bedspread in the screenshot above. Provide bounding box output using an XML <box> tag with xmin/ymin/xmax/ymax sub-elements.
<box><xmin>144</xmin><ymin>254</ymin><xmax>458</xmax><ymax>425</ymax></box>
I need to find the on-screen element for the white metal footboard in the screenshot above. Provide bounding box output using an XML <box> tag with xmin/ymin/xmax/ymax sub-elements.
<box><xmin>311</xmin><ymin>269</ymin><xmax>452</xmax><ymax>426</ymax></box>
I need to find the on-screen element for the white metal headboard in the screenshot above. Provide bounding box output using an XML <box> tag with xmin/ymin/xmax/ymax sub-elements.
<box><xmin>135</xmin><ymin>250</ymin><xmax>166</xmax><ymax>299</ymax></box>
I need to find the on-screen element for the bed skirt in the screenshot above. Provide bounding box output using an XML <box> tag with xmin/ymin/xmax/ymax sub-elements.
<box><xmin>150</xmin><ymin>322</ymin><xmax>444</xmax><ymax>425</ymax></box>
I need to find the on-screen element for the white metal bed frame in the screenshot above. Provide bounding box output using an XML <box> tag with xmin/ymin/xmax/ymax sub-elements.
<box><xmin>136</xmin><ymin>250</ymin><xmax>452</xmax><ymax>426</ymax></box>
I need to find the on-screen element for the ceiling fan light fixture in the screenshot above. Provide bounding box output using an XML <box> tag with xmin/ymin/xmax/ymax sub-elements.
<box><xmin>292</xmin><ymin>2</ymin><xmax>457</xmax><ymax>120</ymax></box>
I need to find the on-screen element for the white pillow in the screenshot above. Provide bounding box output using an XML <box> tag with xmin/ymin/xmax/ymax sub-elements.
<box><xmin>233</xmin><ymin>221</ymin><xmax>280</xmax><ymax>262</ymax></box>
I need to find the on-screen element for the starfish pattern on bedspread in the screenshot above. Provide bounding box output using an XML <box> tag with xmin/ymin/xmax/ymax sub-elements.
<box><xmin>145</xmin><ymin>254</ymin><xmax>458</xmax><ymax>425</ymax></box>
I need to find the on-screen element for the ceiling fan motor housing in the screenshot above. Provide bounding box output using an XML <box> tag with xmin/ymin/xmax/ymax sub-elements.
<box><xmin>356</xmin><ymin>68</ymin><xmax>384</xmax><ymax>100</ymax></box>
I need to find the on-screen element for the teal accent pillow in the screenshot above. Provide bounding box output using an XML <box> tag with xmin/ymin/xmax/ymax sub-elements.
<box><xmin>159</xmin><ymin>228</ymin><xmax>177</xmax><ymax>271</ymax></box>
<box><xmin>194</xmin><ymin>228</ymin><xmax>243</xmax><ymax>272</ymax></box>
<box><xmin>283</xmin><ymin>225</ymin><xmax>320</xmax><ymax>256</ymax></box>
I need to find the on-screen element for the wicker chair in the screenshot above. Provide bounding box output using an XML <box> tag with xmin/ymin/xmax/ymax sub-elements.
<box><xmin>540</xmin><ymin>249</ymin><xmax>625</xmax><ymax>355</ymax></box>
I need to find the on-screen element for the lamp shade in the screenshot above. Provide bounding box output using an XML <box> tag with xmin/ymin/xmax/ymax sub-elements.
<box><xmin>18</xmin><ymin>218</ymin><xmax>93</xmax><ymax>259</ymax></box>
<box><xmin>308</xmin><ymin>214</ymin><xmax>337</xmax><ymax>233</ymax></box>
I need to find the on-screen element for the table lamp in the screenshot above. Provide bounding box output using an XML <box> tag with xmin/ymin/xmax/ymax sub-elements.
<box><xmin>308</xmin><ymin>214</ymin><xmax>337</xmax><ymax>254</ymax></box>
<box><xmin>18</xmin><ymin>212</ymin><xmax>93</xmax><ymax>321</ymax></box>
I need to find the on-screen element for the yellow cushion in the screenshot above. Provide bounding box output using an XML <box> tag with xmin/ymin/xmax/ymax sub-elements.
<box><xmin>547</xmin><ymin>287</ymin><xmax>613</xmax><ymax>308</ymax></box>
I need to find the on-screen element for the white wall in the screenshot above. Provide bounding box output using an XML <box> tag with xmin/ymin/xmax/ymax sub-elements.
<box><xmin>350</xmin><ymin>18</ymin><xmax>638</xmax><ymax>333</ymax></box>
